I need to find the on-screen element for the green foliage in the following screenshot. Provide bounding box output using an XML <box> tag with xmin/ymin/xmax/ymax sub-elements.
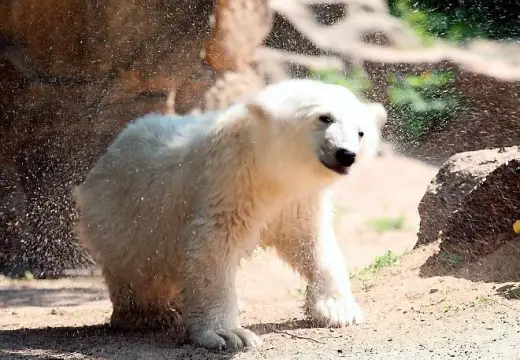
<box><xmin>438</xmin><ymin>251</ymin><xmax>462</xmax><ymax>265</ymax></box>
<box><xmin>387</xmin><ymin>70</ymin><xmax>466</xmax><ymax>140</ymax></box>
<box><xmin>312</xmin><ymin>66</ymin><xmax>466</xmax><ymax>141</ymax></box>
<box><xmin>388</xmin><ymin>0</ymin><xmax>438</xmax><ymax>45</ymax></box>
<box><xmin>388</xmin><ymin>0</ymin><xmax>520</xmax><ymax>42</ymax></box>
<box><xmin>351</xmin><ymin>250</ymin><xmax>409</xmax><ymax>281</ymax></box>
<box><xmin>23</xmin><ymin>270</ymin><xmax>34</xmax><ymax>280</ymax></box>
<box><xmin>309</xmin><ymin>67</ymin><xmax>372</xmax><ymax>98</ymax></box>
<box><xmin>367</xmin><ymin>251</ymin><xmax>401</xmax><ymax>273</ymax></box>
<box><xmin>368</xmin><ymin>216</ymin><xmax>406</xmax><ymax>234</ymax></box>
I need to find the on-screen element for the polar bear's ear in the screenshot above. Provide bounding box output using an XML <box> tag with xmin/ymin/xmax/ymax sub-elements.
<box><xmin>366</xmin><ymin>102</ymin><xmax>387</xmax><ymax>129</ymax></box>
<box><xmin>245</xmin><ymin>101</ymin><xmax>272</xmax><ymax>124</ymax></box>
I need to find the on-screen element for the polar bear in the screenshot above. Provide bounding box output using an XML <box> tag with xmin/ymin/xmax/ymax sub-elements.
<box><xmin>73</xmin><ymin>78</ymin><xmax>387</xmax><ymax>351</ymax></box>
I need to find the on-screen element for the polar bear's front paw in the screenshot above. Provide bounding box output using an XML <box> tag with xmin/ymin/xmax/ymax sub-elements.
<box><xmin>306</xmin><ymin>295</ymin><xmax>364</xmax><ymax>327</ymax></box>
<box><xmin>190</xmin><ymin>327</ymin><xmax>262</xmax><ymax>351</ymax></box>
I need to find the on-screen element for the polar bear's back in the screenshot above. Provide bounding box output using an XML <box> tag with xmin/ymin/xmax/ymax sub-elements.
<box><xmin>110</xmin><ymin>110</ymin><xmax>223</xmax><ymax>161</ymax></box>
<box><xmin>76</xmin><ymin>110</ymin><xmax>223</xmax><ymax>272</ymax></box>
<box><xmin>81</xmin><ymin>110</ymin><xmax>223</xmax><ymax>200</ymax></box>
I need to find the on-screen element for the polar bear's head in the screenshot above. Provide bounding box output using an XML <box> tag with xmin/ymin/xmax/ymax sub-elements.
<box><xmin>243</xmin><ymin>78</ymin><xmax>387</xmax><ymax>188</ymax></box>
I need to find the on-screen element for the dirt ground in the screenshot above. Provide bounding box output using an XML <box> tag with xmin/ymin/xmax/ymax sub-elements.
<box><xmin>2</xmin><ymin>144</ymin><xmax>520</xmax><ymax>360</ymax></box>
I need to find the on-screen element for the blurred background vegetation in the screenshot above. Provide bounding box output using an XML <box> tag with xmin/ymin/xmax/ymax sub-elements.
<box><xmin>388</xmin><ymin>0</ymin><xmax>520</xmax><ymax>43</ymax></box>
<box><xmin>312</xmin><ymin>0</ymin><xmax>519</xmax><ymax>142</ymax></box>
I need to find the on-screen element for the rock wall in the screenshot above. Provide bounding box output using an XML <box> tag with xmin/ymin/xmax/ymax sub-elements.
<box><xmin>0</xmin><ymin>0</ymin><xmax>269</xmax><ymax>277</ymax></box>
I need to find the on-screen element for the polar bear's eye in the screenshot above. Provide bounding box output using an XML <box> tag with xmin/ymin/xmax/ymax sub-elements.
<box><xmin>318</xmin><ymin>114</ymin><xmax>334</xmax><ymax>124</ymax></box>
<box><xmin>358</xmin><ymin>131</ymin><xmax>364</xmax><ymax>138</ymax></box>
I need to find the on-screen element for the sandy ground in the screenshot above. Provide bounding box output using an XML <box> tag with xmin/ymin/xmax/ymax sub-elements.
<box><xmin>2</xmin><ymin>144</ymin><xmax>520</xmax><ymax>360</ymax></box>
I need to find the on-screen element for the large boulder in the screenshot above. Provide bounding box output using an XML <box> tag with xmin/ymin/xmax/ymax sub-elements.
<box><xmin>415</xmin><ymin>146</ymin><xmax>520</xmax><ymax>263</ymax></box>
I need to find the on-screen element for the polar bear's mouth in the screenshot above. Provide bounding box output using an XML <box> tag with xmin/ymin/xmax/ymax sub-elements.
<box><xmin>320</xmin><ymin>159</ymin><xmax>349</xmax><ymax>175</ymax></box>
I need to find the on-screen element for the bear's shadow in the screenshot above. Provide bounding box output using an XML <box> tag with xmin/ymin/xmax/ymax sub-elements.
<box><xmin>0</xmin><ymin>320</ymin><xmax>315</xmax><ymax>359</ymax></box>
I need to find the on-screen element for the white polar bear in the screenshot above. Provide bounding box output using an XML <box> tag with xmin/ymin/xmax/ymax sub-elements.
<box><xmin>73</xmin><ymin>78</ymin><xmax>387</xmax><ymax>351</ymax></box>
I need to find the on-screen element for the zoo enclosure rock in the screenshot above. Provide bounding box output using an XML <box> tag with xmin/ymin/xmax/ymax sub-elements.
<box><xmin>0</xmin><ymin>0</ymin><xmax>270</xmax><ymax>277</ymax></box>
<box><xmin>415</xmin><ymin>146</ymin><xmax>520</xmax><ymax>262</ymax></box>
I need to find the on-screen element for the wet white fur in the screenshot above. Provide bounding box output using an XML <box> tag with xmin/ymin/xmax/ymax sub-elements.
<box><xmin>74</xmin><ymin>79</ymin><xmax>387</xmax><ymax>351</ymax></box>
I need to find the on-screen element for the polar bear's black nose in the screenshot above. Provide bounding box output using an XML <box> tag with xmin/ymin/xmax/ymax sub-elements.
<box><xmin>335</xmin><ymin>148</ymin><xmax>356</xmax><ymax>167</ymax></box>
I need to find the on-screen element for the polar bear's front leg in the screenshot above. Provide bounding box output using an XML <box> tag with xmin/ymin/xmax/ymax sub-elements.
<box><xmin>303</xmin><ymin>218</ymin><xmax>364</xmax><ymax>327</ymax></box>
<box><xmin>182</xmin><ymin>221</ymin><xmax>262</xmax><ymax>351</ymax></box>
<box><xmin>264</xmin><ymin>193</ymin><xmax>364</xmax><ymax>327</ymax></box>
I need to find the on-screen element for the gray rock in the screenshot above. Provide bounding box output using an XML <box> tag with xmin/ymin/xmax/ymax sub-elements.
<box><xmin>416</xmin><ymin>146</ymin><xmax>520</xmax><ymax>261</ymax></box>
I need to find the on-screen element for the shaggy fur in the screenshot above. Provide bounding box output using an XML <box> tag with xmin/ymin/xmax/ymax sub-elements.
<box><xmin>74</xmin><ymin>79</ymin><xmax>387</xmax><ymax>351</ymax></box>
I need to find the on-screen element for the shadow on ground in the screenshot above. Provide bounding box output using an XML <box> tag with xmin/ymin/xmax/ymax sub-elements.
<box><xmin>0</xmin><ymin>324</ymin><xmax>219</xmax><ymax>360</ymax></box>
<box><xmin>0</xmin><ymin>319</ymin><xmax>322</xmax><ymax>360</ymax></box>
<box><xmin>0</xmin><ymin>286</ymin><xmax>108</xmax><ymax>308</ymax></box>
<box><xmin>418</xmin><ymin>240</ymin><xmax>520</xmax><ymax>288</ymax></box>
